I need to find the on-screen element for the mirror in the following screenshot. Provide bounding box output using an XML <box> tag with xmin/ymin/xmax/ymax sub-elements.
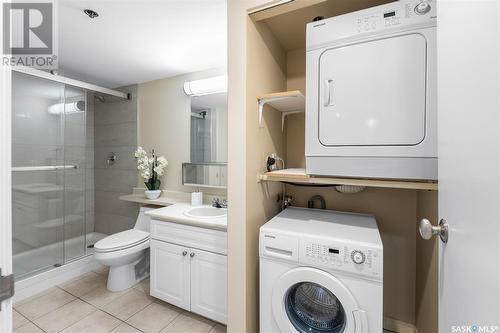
<box><xmin>190</xmin><ymin>92</ymin><xmax>227</xmax><ymax>163</ymax></box>
<box><xmin>182</xmin><ymin>162</ymin><xmax>227</xmax><ymax>189</ymax></box>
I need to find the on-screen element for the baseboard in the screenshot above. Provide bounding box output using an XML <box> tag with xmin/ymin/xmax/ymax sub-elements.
<box><xmin>384</xmin><ymin>317</ymin><xmax>418</xmax><ymax>333</ymax></box>
<box><xmin>14</xmin><ymin>255</ymin><xmax>102</xmax><ymax>303</ymax></box>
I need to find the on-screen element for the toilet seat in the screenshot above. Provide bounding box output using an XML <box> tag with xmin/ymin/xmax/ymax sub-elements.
<box><xmin>94</xmin><ymin>229</ymin><xmax>150</xmax><ymax>253</ymax></box>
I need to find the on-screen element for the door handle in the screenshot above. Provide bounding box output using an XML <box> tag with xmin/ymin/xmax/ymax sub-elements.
<box><xmin>190</xmin><ymin>252</ymin><xmax>195</xmax><ymax>258</ymax></box>
<box><xmin>324</xmin><ymin>79</ymin><xmax>334</xmax><ymax>107</ymax></box>
<box><xmin>182</xmin><ymin>251</ymin><xmax>187</xmax><ymax>256</ymax></box>
<box><xmin>419</xmin><ymin>218</ymin><xmax>448</xmax><ymax>243</ymax></box>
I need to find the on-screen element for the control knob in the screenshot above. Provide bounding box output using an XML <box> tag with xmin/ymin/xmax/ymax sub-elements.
<box><xmin>351</xmin><ymin>250</ymin><xmax>366</xmax><ymax>265</ymax></box>
<box><xmin>415</xmin><ymin>1</ymin><xmax>431</xmax><ymax>14</ymax></box>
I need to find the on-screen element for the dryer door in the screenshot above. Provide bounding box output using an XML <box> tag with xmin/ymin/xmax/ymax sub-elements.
<box><xmin>318</xmin><ymin>33</ymin><xmax>427</xmax><ymax>147</ymax></box>
<box><xmin>272</xmin><ymin>267</ymin><xmax>367</xmax><ymax>333</ymax></box>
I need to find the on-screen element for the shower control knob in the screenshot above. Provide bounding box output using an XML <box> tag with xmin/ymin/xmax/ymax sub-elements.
<box><xmin>351</xmin><ymin>250</ymin><xmax>366</xmax><ymax>264</ymax></box>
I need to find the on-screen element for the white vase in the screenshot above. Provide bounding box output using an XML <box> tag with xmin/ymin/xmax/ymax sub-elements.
<box><xmin>145</xmin><ymin>190</ymin><xmax>161</xmax><ymax>200</ymax></box>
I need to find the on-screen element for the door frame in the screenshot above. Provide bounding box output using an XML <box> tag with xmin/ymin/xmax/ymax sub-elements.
<box><xmin>0</xmin><ymin>3</ymin><xmax>13</xmax><ymax>329</ymax></box>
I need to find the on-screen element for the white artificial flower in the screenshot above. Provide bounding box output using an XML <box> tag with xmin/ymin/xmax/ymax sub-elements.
<box><xmin>157</xmin><ymin>156</ymin><xmax>168</xmax><ymax>165</ymax></box>
<box><xmin>135</xmin><ymin>147</ymin><xmax>147</xmax><ymax>158</ymax></box>
<box><xmin>141</xmin><ymin>169</ymin><xmax>151</xmax><ymax>180</ymax></box>
<box><xmin>154</xmin><ymin>166</ymin><xmax>163</xmax><ymax>175</ymax></box>
<box><xmin>135</xmin><ymin>148</ymin><xmax>168</xmax><ymax>181</ymax></box>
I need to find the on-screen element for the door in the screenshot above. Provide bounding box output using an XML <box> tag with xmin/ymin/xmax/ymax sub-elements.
<box><xmin>150</xmin><ymin>240</ymin><xmax>190</xmax><ymax>310</ymax></box>
<box><xmin>11</xmin><ymin>72</ymin><xmax>66</xmax><ymax>277</ymax></box>
<box><xmin>433</xmin><ymin>2</ymin><xmax>500</xmax><ymax>331</ymax></box>
<box><xmin>271</xmin><ymin>267</ymin><xmax>367</xmax><ymax>333</ymax></box>
<box><xmin>190</xmin><ymin>248</ymin><xmax>227</xmax><ymax>324</ymax></box>
<box><xmin>0</xmin><ymin>55</ymin><xmax>13</xmax><ymax>332</ymax></box>
<box><xmin>318</xmin><ymin>33</ymin><xmax>427</xmax><ymax>147</ymax></box>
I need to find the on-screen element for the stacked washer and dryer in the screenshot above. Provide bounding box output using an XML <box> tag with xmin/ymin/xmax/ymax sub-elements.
<box><xmin>259</xmin><ymin>0</ymin><xmax>436</xmax><ymax>332</ymax></box>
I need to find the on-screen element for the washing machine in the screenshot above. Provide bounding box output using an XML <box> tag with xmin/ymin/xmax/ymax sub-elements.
<box><xmin>306</xmin><ymin>0</ymin><xmax>437</xmax><ymax>180</ymax></box>
<box><xmin>259</xmin><ymin>207</ymin><xmax>383</xmax><ymax>333</ymax></box>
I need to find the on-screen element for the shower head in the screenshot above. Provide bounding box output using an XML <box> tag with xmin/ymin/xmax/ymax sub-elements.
<box><xmin>94</xmin><ymin>94</ymin><xmax>105</xmax><ymax>103</ymax></box>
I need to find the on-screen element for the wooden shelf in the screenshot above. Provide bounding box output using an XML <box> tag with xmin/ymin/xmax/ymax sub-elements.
<box><xmin>119</xmin><ymin>194</ymin><xmax>187</xmax><ymax>207</ymax></box>
<box><xmin>257</xmin><ymin>90</ymin><xmax>305</xmax><ymax>130</ymax></box>
<box><xmin>258</xmin><ymin>168</ymin><xmax>438</xmax><ymax>191</ymax></box>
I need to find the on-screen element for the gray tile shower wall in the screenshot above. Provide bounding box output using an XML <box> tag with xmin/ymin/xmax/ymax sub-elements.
<box><xmin>94</xmin><ymin>85</ymin><xmax>139</xmax><ymax>235</ymax></box>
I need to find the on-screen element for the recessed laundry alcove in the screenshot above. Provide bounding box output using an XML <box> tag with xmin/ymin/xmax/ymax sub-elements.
<box><xmin>227</xmin><ymin>0</ymin><xmax>438</xmax><ymax>332</ymax></box>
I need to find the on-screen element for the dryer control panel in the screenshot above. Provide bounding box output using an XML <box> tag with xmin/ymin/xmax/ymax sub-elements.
<box><xmin>307</xmin><ymin>0</ymin><xmax>436</xmax><ymax>51</ymax></box>
<box><xmin>300</xmin><ymin>240</ymin><xmax>382</xmax><ymax>280</ymax></box>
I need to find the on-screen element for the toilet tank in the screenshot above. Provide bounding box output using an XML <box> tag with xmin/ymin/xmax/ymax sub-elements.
<box><xmin>134</xmin><ymin>206</ymin><xmax>155</xmax><ymax>232</ymax></box>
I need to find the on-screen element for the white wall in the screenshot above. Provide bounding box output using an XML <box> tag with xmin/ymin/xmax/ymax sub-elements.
<box><xmin>137</xmin><ymin>68</ymin><xmax>226</xmax><ymax>193</ymax></box>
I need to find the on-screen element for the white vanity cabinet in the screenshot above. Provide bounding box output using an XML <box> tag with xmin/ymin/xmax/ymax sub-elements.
<box><xmin>150</xmin><ymin>240</ymin><xmax>191</xmax><ymax>310</ymax></box>
<box><xmin>150</xmin><ymin>219</ymin><xmax>227</xmax><ymax>324</ymax></box>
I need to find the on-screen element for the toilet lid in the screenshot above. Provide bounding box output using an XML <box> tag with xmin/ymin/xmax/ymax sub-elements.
<box><xmin>94</xmin><ymin>229</ymin><xmax>150</xmax><ymax>252</ymax></box>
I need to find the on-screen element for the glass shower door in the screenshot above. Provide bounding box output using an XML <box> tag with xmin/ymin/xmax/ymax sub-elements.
<box><xmin>11</xmin><ymin>72</ymin><xmax>88</xmax><ymax>279</ymax></box>
<box><xmin>12</xmin><ymin>72</ymin><xmax>66</xmax><ymax>279</ymax></box>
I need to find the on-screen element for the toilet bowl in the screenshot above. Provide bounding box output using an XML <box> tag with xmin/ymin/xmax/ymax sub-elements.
<box><xmin>94</xmin><ymin>206</ymin><xmax>154</xmax><ymax>292</ymax></box>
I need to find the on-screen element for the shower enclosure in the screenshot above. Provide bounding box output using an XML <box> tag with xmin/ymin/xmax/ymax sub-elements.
<box><xmin>11</xmin><ymin>69</ymin><xmax>126</xmax><ymax>281</ymax></box>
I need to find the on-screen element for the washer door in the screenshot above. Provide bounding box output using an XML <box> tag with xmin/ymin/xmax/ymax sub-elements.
<box><xmin>272</xmin><ymin>267</ymin><xmax>366</xmax><ymax>333</ymax></box>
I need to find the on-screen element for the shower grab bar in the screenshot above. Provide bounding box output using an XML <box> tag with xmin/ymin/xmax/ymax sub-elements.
<box><xmin>12</xmin><ymin>165</ymin><xmax>78</xmax><ymax>172</ymax></box>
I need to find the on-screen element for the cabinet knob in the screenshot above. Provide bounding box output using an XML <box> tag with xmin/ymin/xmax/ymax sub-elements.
<box><xmin>190</xmin><ymin>252</ymin><xmax>195</xmax><ymax>258</ymax></box>
<box><xmin>182</xmin><ymin>251</ymin><xmax>188</xmax><ymax>256</ymax></box>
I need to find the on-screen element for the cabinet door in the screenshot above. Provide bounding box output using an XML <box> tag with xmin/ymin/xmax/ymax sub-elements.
<box><xmin>190</xmin><ymin>249</ymin><xmax>227</xmax><ymax>324</ymax></box>
<box><xmin>150</xmin><ymin>240</ymin><xmax>190</xmax><ymax>310</ymax></box>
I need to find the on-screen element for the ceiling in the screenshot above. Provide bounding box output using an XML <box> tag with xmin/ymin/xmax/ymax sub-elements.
<box><xmin>58</xmin><ymin>0</ymin><xmax>227</xmax><ymax>88</ymax></box>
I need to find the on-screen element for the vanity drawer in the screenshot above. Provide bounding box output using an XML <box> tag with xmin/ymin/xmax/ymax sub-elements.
<box><xmin>151</xmin><ymin>219</ymin><xmax>227</xmax><ymax>255</ymax></box>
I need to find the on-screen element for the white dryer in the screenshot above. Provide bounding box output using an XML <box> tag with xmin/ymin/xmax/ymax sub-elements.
<box><xmin>306</xmin><ymin>0</ymin><xmax>437</xmax><ymax>180</ymax></box>
<box><xmin>260</xmin><ymin>207</ymin><xmax>383</xmax><ymax>333</ymax></box>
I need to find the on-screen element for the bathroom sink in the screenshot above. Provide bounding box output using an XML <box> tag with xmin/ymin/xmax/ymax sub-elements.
<box><xmin>184</xmin><ymin>207</ymin><xmax>227</xmax><ymax>219</ymax></box>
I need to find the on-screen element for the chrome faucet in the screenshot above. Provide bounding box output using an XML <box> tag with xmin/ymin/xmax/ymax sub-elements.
<box><xmin>212</xmin><ymin>198</ymin><xmax>227</xmax><ymax>208</ymax></box>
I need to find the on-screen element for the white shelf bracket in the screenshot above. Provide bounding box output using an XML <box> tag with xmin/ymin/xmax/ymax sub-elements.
<box><xmin>281</xmin><ymin>110</ymin><xmax>304</xmax><ymax>131</ymax></box>
<box><xmin>258</xmin><ymin>99</ymin><xmax>265</xmax><ymax>127</ymax></box>
<box><xmin>258</xmin><ymin>95</ymin><xmax>301</xmax><ymax>127</ymax></box>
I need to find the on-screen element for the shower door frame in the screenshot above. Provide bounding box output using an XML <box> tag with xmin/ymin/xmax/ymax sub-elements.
<box><xmin>13</xmin><ymin>66</ymin><xmax>129</xmax><ymax>99</ymax></box>
<box><xmin>9</xmin><ymin>69</ymin><xmax>128</xmax><ymax>274</ymax></box>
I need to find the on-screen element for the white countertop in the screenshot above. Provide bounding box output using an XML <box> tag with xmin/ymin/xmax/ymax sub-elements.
<box><xmin>146</xmin><ymin>203</ymin><xmax>227</xmax><ymax>232</ymax></box>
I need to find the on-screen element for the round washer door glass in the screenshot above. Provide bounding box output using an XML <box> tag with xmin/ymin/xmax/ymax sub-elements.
<box><xmin>285</xmin><ymin>282</ymin><xmax>346</xmax><ymax>333</ymax></box>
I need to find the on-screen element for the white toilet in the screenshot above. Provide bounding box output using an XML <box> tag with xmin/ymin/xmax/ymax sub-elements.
<box><xmin>94</xmin><ymin>206</ymin><xmax>154</xmax><ymax>292</ymax></box>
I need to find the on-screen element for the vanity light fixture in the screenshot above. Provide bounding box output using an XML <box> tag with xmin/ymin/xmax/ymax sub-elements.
<box><xmin>48</xmin><ymin>101</ymin><xmax>85</xmax><ymax>115</ymax></box>
<box><xmin>183</xmin><ymin>75</ymin><xmax>227</xmax><ymax>97</ymax></box>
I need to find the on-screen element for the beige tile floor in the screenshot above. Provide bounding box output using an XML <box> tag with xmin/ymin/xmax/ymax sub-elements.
<box><xmin>13</xmin><ymin>267</ymin><xmax>226</xmax><ymax>333</ymax></box>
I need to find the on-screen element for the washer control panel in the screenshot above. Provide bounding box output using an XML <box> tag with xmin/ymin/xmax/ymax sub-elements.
<box><xmin>301</xmin><ymin>241</ymin><xmax>382</xmax><ymax>279</ymax></box>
